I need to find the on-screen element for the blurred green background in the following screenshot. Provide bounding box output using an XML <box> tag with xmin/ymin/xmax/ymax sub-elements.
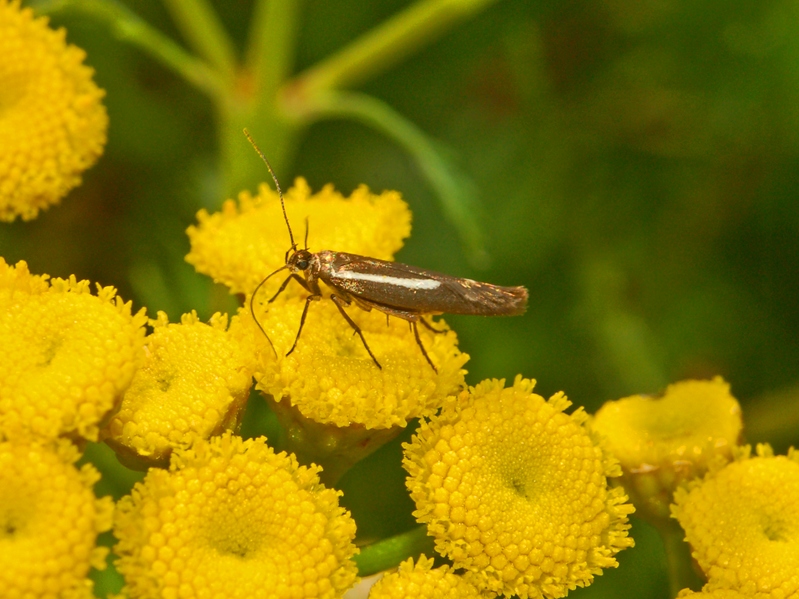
<box><xmin>4</xmin><ymin>0</ymin><xmax>799</xmax><ymax>596</ymax></box>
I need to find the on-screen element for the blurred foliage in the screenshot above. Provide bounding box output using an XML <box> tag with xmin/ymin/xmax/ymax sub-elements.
<box><xmin>4</xmin><ymin>0</ymin><xmax>799</xmax><ymax>597</ymax></box>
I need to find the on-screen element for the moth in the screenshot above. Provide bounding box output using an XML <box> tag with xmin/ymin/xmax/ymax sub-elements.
<box><xmin>245</xmin><ymin>129</ymin><xmax>528</xmax><ymax>372</ymax></box>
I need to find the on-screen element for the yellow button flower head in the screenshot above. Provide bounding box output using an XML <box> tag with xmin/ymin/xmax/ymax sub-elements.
<box><xmin>591</xmin><ymin>377</ymin><xmax>742</xmax><ymax>521</ymax></box>
<box><xmin>186</xmin><ymin>177</ymin><xmax>411</xmax><ymax>296</ymax></box>
<box><xmin>0</xmin><ymin>259</ymin><xmax>147</xmax><ymax>441</ymax></box>
<box><xmin>187</xmin><ymin>177</ymin><xmax>467</xmax><ymax>430</ymax></box>
<box><xmin>0</xmin><ymin>438</ymin><xmax>114</xmax><ymax>598</ymax></box>
<box><xmin>0</xmin><ymin>0</ymin><xmax>108</xmax><ymax>221</ymax></box>
<box><xmin>250</xmin><ymin>293</ymin><xmax>467</xmax><ymax>430</ymax></box>
<box><xmin>672</xmin><ymin>444</ymin><xmax>799</xmax><ymax>598</ymax></box>
<box><xmin>102</xmin><ymin>311</ymin><xmax>256</xmax><ymax>467</ymax></box>
<box><xmin>114</xmin><ymin>433</ymin><xmax>359</xmax><ymax>599</ymax></box>
<box><xmin>404</xmin><ymin>376</ymin><xmax>635</xmax><ymax>599</ymax></box>
<box><xmin>367</xmin><ymin>555</ymin><xmax>483</xmax><ymax>599</ymax></box>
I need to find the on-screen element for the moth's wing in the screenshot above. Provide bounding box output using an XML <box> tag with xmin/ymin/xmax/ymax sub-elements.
<box><xmin>324</xmin><ymin>253</ymin><xmax>527</xmax><ymax>316</ymax></box>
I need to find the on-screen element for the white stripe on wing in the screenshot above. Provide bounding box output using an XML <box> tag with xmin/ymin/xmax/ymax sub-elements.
<box><xmin>333</xmin><ymin>269</ymin><xmax>442</xmax><ymax>290</ymax></box>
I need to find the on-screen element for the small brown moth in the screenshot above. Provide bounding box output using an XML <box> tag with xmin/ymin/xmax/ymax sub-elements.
<box><xmin>245</xmin><ymin>129</ymin><xmax>528</xmax><ymax>371</ymax></box>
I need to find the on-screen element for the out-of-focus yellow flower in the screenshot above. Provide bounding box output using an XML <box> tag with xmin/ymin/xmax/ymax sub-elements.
<box><xmin>677</xmin><ymin>589</ymin><xmax>750</xmax><ymax>598</ymax></box>
<box><xmin>404</xmin><ymin>376</ymin><xmax>635</xmax><ymax>599</ymax></box>
<box><xmin>0</xmin><ymin>259</ymin><xmax>147</xmax><ymax>441</ymax></box>
<box><xmin>0</xmin><ymin>438</ymin><xmax>114</xmax><ymax>598</ymax></box>
<box><xmin>367</xmin><ymin>555</ymin><xmax>483</xmax><ymax>599</ymax></box>
<box><xmin>0</xmin><ymin>0</ymin><xmax>107</xmax><ymax>221</ymax></box>
<box><xmin>102</xmin><ymin>311</ymin><xmax>256</xmax><ymax>467</ymax></box>
<box><xmin>114</xmin><ymin>433</ymin><xmax>359</xmax><ymax>599</ymax></box>
<box><xmin>592</xmin><ymin>377</ymin><xmax>742</xmax><ymax>521</ymax></box>
<box><xmin>672</xmin><ymin>444</ymin><xmax>799</xmax><ymax>598</ymax></box>
<box><xmin>249</xmin><ymin>294</ymin><xmax>467</xmax><ymax>430</ymax></box>
<box><xmin>186</xmin><ymin>178</ymin><xmax>411</xmax><ymax>296</ymax></box>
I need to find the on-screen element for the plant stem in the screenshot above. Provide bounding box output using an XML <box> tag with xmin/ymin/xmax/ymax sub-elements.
<box><xmin>162</xmin><ymin>0</ymin><xmax>237</xmax><ymax>79</ymax></box>
<box><xmin>290</xmin><ymin>0</ymin><xmax>501</xmax><ymax>94</ymax></box>
<box><xmin>354</xmin><ymin>525</ymin><xmax>435</xmax><ymax>577</ymax></box>
<box><xmin>659</xmin><ymin>519</ymin><xmax>704</xmax><ymax>597</ymax></box>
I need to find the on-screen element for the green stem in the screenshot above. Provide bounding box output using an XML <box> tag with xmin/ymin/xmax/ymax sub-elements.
<box><xmin>162</xmin><ymin>0</ymin><xmax>237</xmax><ymax>79</ymax></box>
<box><xmin>246</xmin><ymin>0</ymin><xmax>300</xmax><ymax>109</ymax></box>
<box><xmin>354</xmin><ymin>525</ymin><xmax>435</xmax><ymax>577</ymax></box>
<box><xmin>658</xmin><ymin>520</ymin><xmax>704</xmax><ymax>597</ymax></box>
<box><xmin>216</xmin><ymin>0</ymin><xmax>301</xmax><ymax>199</ymax></box>
<box><xmin>34</xmin><ymin>0</ymin><xmax>227</xmax><ymax>99</ymax></box>
<box><xmin>290</xmin><ymin>0</ymin><xmax>501</xmax><ymax>94</ymax></box>
<box><xmin>299</xmin><ymin>90</ymin><xmax>488</xmax><ymax>266</ymax></box>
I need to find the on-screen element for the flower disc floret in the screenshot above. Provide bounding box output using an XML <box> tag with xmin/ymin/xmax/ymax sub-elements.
<box><xmin>186</xmin><ymin>178</ymin><xmax>411</xmax><ymax>295</ymax></box>
<box><xmin>102</xmin><ymin>311</ymin><xmax>256</xmax><ymax>466</ymax></box>
<box><xmin>367</xmin><ymin>555</ymin><xmax>483</xmax><ymax>599</ymax></box>
<box><xmin>0</xmin><ymin>0</ymin><xmax>108</xmax><ymax>221</ymax></box>
<box><xmin>0</xmin><ymin>262</ymin><xmax>147</xmax><ymax>441</ymax></box>
<box><xmin>114</xmin><ymin>433</ymin><xmax>359</xmax><ymax>599</ymax></box>
<box><xmin>404</xmin><ymin>376</ymin><xmax>635</xmax><ymax>599</ymax></box>
<box><xmin>249</xmin><ymin>295</ymin><xmax>467</xmax><ymax>429</ymax></box>
<box><xmin>592</xmin><ymin>377</ymin><xmax>742</xmax><ymax>520</ymax></box>
<box><xmin>672</xmin><ymin>445</ymin><xmax>799</xmax><ymax>598</ymax></box>
<box><xmin>0</xmin><ymin>439</ymin><xmax>114</xmax><ymax>599</ymax></box>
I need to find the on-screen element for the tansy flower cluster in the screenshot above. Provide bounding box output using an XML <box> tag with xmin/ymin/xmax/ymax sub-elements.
<box><xmin>0</xmin><ymin>439</ymin><xmax>113</xmax><ymax>599</ymax></box>
<box><xmin>672</xmin><ymin>445</ymin><xmax>799</xmax><ymax>598</ymax></box>
<box><xmin>0</xmin><ymin>257</ymin><xmax>147</xmax><ymax>441</ymax></box>
<box><xmin>102</xmin><ymin>311</ymin><xmax>257</xmax><ymax>467</ymax></box>
<box><xmin>404</xmin><ymin>376</ymin><xmax>635</xmax><ymax>598</ymax></box>
<box><xmin>0</xmin><ymin>0</ymin><xmax>107</xmax><ymax>221</ymax></box>
<box><xmin>113</xmin><ymin>433</ymin><xmax>359</xmax><ymax>599</ymax></box>
<box><xmin>591</xmin><ymin>377</ymin><xmax>743</xmax><ymax>521</ymax></box>
<box><xmin>3</xmin><ymin>12</ymin><xmax>782</xmax><ymax>593</ymax></box>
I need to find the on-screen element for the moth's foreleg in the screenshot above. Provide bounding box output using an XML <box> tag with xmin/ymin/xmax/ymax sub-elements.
<box><xmin>412</xmin><ymin>321</ymin><xmax>438</xmax><ymax>373</ymax></box>
<box><xmin>269</xmin><ymin>274</ymin><xmax>311</xmax><ymax>303</ymax></box>
<box><xmin>286</xmin><ymin>294</ymin><xmax>321</xmax><ymax>356</ymax></box>
<box><xmin>330</xmin><ymin>294</ymin><xmax>382</xmax><ymax>370</ymax></box>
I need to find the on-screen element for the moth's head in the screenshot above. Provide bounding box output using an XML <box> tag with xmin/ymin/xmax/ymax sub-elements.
<box><xmin>287</xmin><ymin>248</ymin><xmax>313</xmax><ymax>273</ymax></box>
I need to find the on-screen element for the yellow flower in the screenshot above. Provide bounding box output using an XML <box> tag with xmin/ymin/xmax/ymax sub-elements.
<box><xmin>0</xmin><ymin>256</ymin><xmax>49</xmax><ymax>297</ymax></box>
<box><xmin>250</xmin><ymin>294</ymin><xmax>467</xmax><ymax>429</ymax></box>
<box><xmin>0</xmin><ymin>438</ymin><xmax>114</xmax><ymax>598</ymax></box>
<box><xmin>671</xmin><ymin>444</ymin><xmax>799</xmax><ymax>598</ymax></box>
<box><xmin>114</xmin><ymin>433</ymin><xmax>359</xmax><ymax>599</ymax></box>
<box><xmin>188</xmin><ymin>177</ymin><xmax>467</xmax><ymax>444</ymax></box>
<box><xmin>102</xmin><ymin>311</ymin><xmax>256</xmax><ymax>467</ymax></box>
<box><xmin>367</xmin><ymin>555</ymin><xmax>483</xmax><ymax>599</ymax></box>
<box><xmin>591</xmin><ymin>377</ymin><xmax>742</xmax><ymax>521</ymax></box>
<box><xmin>677</xmin><ymin>590</ymin><xmax>751</xmax><ymax>599</ymax></box>
<box><xmin>185</xmin><ymin>178</ymin><xmax>411</xmax><ymax>296</ymax></box>
<box><xmin>404</xmin><ymin>376</ymin><xmax>635</xmax><ymax>599</ymax></box>
<box><xmin>0</xmin><ymin>0</ymin><xmax>107</xmax><ymax>221</ymax></box>
<box><xmin>0</xmin><ymin>259</ymin><xmax>147</xmax><ymax>441</ymax></box>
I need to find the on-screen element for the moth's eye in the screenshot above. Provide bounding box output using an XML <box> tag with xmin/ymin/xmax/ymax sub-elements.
<box><xmin>296</xmin><ymin>259</ymin><xmax>309</xmax><ymax>270</ymax></box>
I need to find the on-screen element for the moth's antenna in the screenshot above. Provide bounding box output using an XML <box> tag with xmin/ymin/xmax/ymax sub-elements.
<box><xmin>249</xmin><ymin>265</ymin><xmax>289</xmax><ymax>358</ymax></box>
<box><xmin>243</xmin><ymin>128</ymin><xmax>296</xmax><ymax>251</ymax></box>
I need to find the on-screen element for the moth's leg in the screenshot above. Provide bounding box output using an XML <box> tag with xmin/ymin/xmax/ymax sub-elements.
<box><xmin>286</xmin><ymin>294</ymin><xmax>322</xmax><ymax>356</ymax></box>
<box><xmin>420</xmin><ymin>316</ymin><xmax>447</xmax><ymax>335</ymax></box>
<box><xmin>412</xmin><ymin>321</ymin><xmax>438</xmax><ymax>373</ymax></box>
<box><xmin>269</xmin><ymin>274</ymin><xmax>311</xmax><ymax>303</ymax></box>
<box><xmin>330</xmin><ymin>294</ymin><xmax>382</xmax><ymax>369</ymax></box>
